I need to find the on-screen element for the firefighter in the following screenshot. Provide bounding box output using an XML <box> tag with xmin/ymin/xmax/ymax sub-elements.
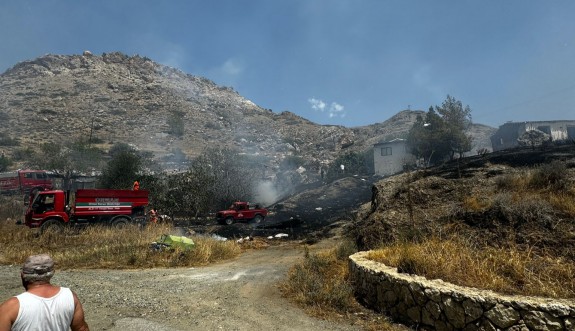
<box><xmin>148</xmin><ymin>208</ymin><xmax>158</xmax><ymax>224</ymax></box>
<box><xmin>133</xmin><ymin>180</ymin><xmax>140</xmax><ymax>191</ymax></box>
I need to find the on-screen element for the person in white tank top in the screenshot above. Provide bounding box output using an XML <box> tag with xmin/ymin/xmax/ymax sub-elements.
<box><xmin>0</xmin><ymin>254</ymin><xmax>89</xmax><ymax>331</ymax></box>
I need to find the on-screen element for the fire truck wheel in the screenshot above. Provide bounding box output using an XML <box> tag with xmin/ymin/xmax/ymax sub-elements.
<box><xmin>112</xmin><ymin>217</ymin><xmax>129</xmax><ymax>228</ymax></box>
<box><xmin>224</xmin><ymin>217</ymin><xmax>234</xmax><ymax>225</ymax></box>
<box><xmin>40</xmin><ymin>219</ymin><xmax>64</xmax><ymax>234</ymax></box>
<box><xmin>253</xmin><ymin>215</ymin><xmax>263</xmax><ymax>224</ymax></box>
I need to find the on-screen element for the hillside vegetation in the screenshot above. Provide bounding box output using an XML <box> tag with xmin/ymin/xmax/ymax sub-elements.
<box><xmin>352</xmin><ymin>145</ymin><xmax>575</xmax><ymax>297</ymax></box>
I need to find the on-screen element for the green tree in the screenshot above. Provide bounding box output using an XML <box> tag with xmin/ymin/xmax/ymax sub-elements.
<box><xmin>436</xmin><ymin>95</ymin><xmax>472</xmax><ymax>159</ymax></box>
<box><xmin>98</xmin><ymin>144</ymin><xmax>144</xmax><ymax>189</ymax></box>
<box><xmin>143</xmin><ymin>172</ymin><xmax>186</xmax><ymax>220</ymax></box>
<box><xmin>197</xmin><ymin>147</ymin><xmax>262</xmax><ymax>210</ymax></box>
<box><xmin>407</xmin><ymin>96</ymin><xmax>473</xmax><ymax>165</ymax></box>
<box><xmin>147</xmin><ymin>146</ymin><xmax>264</xmax><ymax>219</ymax></box>
<box><xmin>407</xmin><ymin>108</ymin><xmax>450</xmax><ymax>165</ymax></box>
<box><xmin>147</xmin><ymin>159</ymin><xmax>218</xmax><ymax>220</ymax></box>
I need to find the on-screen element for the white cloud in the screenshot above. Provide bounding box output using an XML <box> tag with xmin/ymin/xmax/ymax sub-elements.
<box><xmin>308</xmin><ymin>98</ymin><xmax>346</xmax><ymax>118</ymax></box>
<box><xmin>308</xmin><ymin>98</ymin><xmax>326</xmax><ymax>111</ymax></box>
<box><xmin>329</xmin><ymin>102</ymin><xmax>345</xmax><ymax>118</ymax></box>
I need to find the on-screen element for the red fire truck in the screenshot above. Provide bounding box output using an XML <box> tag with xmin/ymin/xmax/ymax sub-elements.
<box><xmin>0</xmin><ymin>170</ymin><xmax>53</xmax><ymax>195</ymax></box>
<box><xmin>24</xmin><ymin>189</ymin><xmax>149</xmax><ymax>232</ymax></box>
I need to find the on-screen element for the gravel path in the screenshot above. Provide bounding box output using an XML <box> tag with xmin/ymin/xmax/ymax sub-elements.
<box><xmin>0</xmin><ymin>240</ymin><xmax>363</xmax><ymax>331</ymax></box>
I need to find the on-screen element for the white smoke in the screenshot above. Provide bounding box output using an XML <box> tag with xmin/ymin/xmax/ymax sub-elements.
<box><xmin>254</xmin><ymin>181</ymin><xmax>280</xmax><ymax>206</ymax></box>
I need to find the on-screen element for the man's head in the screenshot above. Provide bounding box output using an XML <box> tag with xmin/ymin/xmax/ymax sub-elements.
<box><xmin>21</xmin><ymin>254</ymin><xmax>55</xmax><ymax>284</ymax></box>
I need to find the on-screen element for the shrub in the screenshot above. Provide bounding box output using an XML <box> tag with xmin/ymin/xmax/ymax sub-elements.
<box><xmin>0</xmin><ymin>155</ymin><xmax>12</xmax><ymax>172</ymax></box>
<box><xmin>0</xmin><ymin>132</ymin><xmax>19</xmax><ymax>146</ymax></box>
<box><xmin>281</xmin><ymin>241</ymin><xmax>356</xmax><ymax>312</ymax></box>
<box><xmin>204</xmin><ymin>121</ymin><xmax>221</xmax><ymax>130</ymax></box>
<box><xmin>529</xmin><ymin>161</ymin><xmax>568</xmax><ymax>191</ymax></box>
<box><xmin>492</xmin><ymin>192</ymin><xmax>555</xmax><ymax>225</ymax></box>
<box><xmin>495</xmin><ymin>173</ymin><xmax>524</xmax><ymax>191</ymax></box>
<box><xmin>548</xmin><ymin>192</ymin><xmax>575</xmax><ymax>217</ymax></box>
<box><xmin>462</xmin><ymin>196</ymin><xmax>490</xmax><ymax>212</ymax></box>
<box><xmin>11</xmin><ymin>147</ymin><xmax>35</xmax><ymax>161</ymax></box>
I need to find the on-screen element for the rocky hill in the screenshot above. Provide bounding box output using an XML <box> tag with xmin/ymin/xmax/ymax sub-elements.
<box><xmin>0</xmin><ymin>52</ymin><xmax>495</xmax><ymax>175</ymax></box>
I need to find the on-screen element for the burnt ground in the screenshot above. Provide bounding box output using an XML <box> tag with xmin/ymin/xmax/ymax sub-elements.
<box><xmin>171</xmin><ymin>176</ymin><xmax>375</xmax><ymax>242</ymax></box>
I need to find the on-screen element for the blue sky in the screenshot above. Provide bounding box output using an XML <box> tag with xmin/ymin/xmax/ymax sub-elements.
<box><xmin>1</xmin><ymin>0</ymin><xmax>574</xmax><ymax>128</ymax></box>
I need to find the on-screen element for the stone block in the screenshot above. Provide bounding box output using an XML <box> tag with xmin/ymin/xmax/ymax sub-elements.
<box><xmin>485</xmin><ymin>304</ymin><xmax>520</xmax><ymax>329</ymax></box>
<box><xmin>443</xmin><ymin>296</ymin><xmax>466</xmax><ymax>328</ymax></box>
<box><xmin>479</xmin><ymin>319</ymin><xmax>497</xmax><ymax>331</ymax></box>
<box><xmin>523</xmin><ymin>310</ymin><xmax>564</xmax><ymax>331</ymax></box>
<box><xmin>463</xmin><ymin>298</ymin><xmax>484</xmax><ymax>323</ymax></box>
<box><xmin>434</xmin><ymin>319</ymin><xmax>453</xmax><ymax>331</ymax></box>
<box><xmin>399</xmin><ymin>285</ymin><xmax>415</xmax><ymax>306</ymax></box>
<box><xmin>506</xmin><ymin>323</ymin><xmax>529</xmax><ymax>331</ymax></box>
<box><xmin>406</xmin><ymin>306</ymin><xmax>422</xmax><ymax>323</ymax></box>
<box><xmin>424</xmin><ymin>287</ymin><xmax>442</xmax><ymax>302</ymax></box>
<box><xmin>383</xmin><ymin>290</ymin><xmax>397</xmax><ymax>305</ymax></box>
<box><xmin>425</xmin><ymin>300</ymin><xmax>442</xmax><ymax>320</ymax></box>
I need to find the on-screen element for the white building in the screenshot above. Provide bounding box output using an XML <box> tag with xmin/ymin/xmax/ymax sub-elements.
<box><xmin>373</xmin><ymin>139</ymin><xmax>416</xmax><ymax>177</ymax></box>
<box><xmin>490</xmin><ymin>120</ymin><xmax>575</xmax><ymax>151</ymax></box>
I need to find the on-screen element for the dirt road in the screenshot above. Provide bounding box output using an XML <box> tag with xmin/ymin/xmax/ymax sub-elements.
<box><xmin>0</xmin><ymin>239</ymin><xmax>363</xmax><ymax>331</ymax></box>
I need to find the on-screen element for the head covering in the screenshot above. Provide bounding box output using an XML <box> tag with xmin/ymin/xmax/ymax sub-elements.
<box><xmin>22</xmin><ymin>254</ymin><xmax>55</xmax><ymax>275</ymax></box>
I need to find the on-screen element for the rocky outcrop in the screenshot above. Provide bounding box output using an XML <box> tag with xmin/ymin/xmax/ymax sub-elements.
<box><xmin>349</xmin><ymin>251</ymin><xmax>575</xmax><ymax>330</ymax></box>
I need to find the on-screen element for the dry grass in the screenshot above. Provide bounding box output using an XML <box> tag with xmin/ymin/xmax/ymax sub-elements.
<box><xmin>0</xmin><ymin>221</ymin><xmax>241</xmax><ymax>269</ymax></box>
<box><xmin>280</xmin><ymin>240</ymin><xmax>407</xmax><ymax>331</ymax></box>
<box><xmin>461</xmin><ymin>196</ymin><xmax>491</xmax><ymax>212</ymax></box>
<box><xmin>548</xmin><ymin>192</ymin><xmax>575</xmax><ymax>217</ymax></box>
<box><xmin>366</xmin><ymin>237</ymin><xmax>575</xmax><ymax>299</ymax></box>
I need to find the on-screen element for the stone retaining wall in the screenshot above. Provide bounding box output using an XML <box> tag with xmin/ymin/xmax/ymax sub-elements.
<box><xmin>349</xmin><ymin>251</ymin><xmax>575</xmax><ymax>330</ymax></box>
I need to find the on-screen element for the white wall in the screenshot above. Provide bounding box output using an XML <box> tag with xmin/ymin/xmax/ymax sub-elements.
<box><xmin>373</xmin><ymin>140</ymin><xmax>414</xmax><ymax>176</ymax></box>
